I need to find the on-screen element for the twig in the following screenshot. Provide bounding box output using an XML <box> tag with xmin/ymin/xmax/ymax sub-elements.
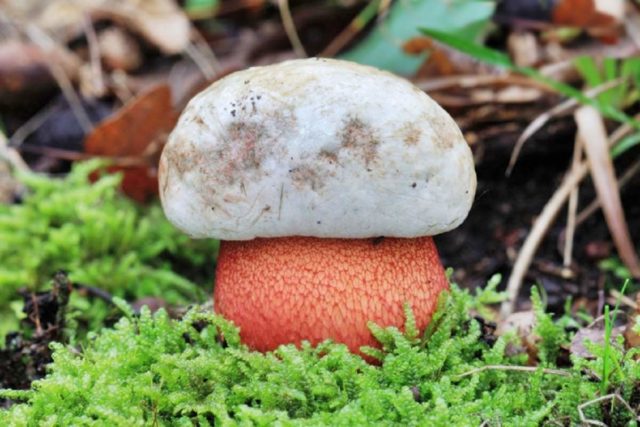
<box><xmin>184</xmin><ymin>29</ymin><xmax>221</xmax><ymax>80</ymax></box>
<box><xmin>609</xmin><ymin>289</ymin><xmax>637</xmax><ymax>310</ymax></box>
<box><xmin>277</xmin><ymin>0</ymin><xmax>307</xmax><ymax>58</ymax></box>
<box><xmin>73</xmin><ymin>283</ymin><xmax>114</xmax><ymax>304</ymax></box>
<box><xmin>500</xmin><ymin>161</ymin><xmax>590</xmax><ymax>318</ymax></box>
<box><xmin>574</xmin><ymin>157</ymin><xmax>640</xmax><ymax>229</ymax></box>
<box><xmin>576</xmin><ymin>106</ymin><xmax>640</xmax><ymax>277</ymax></box>
<box><xmin>320</xmin><ymin>0</ymin><xmax>385</xmax><ymax>57</ymax></box>
<box><xmin>0</xmin><ymin>10</ymin><xmax>19</xmax><ymax>38</ymax></box>
<box><xmin>624</xmin><ymin>10</ymin><xmax>640</xmax><ymax>51</ymax></box>
<box><xmin>110</xmin><ymin>69</ymin><xmax>135</xmax><ymax>104</ymax></box>
<box><xmin>578</xmin><ymin>393</ymin><xmax>640</xmax><ymax>426</ymax></box>
<box><xmin>0</xmin><ymin>131</ymin><xmax>29</xmax><ymax>172</ymax></box>
<box><xmin>8</xmin><ymin>100</ymin><xmax>58</xmax><ymax>147</ymax></box>
<box><xmin>500</xmin><ymin>115</ymin><xmax>639</xmax><ymax>318</ymax></box>
<box><xmin>506</xmin><ymin>79</ymin><xmax>624</xmax><ymax>176</ymax></box>
<box><xmin>184</xmin><ymin>42</ymin><xmax>216</xmax><ymax>80</ymax></box>
<box><xmin>416</xmin><ymin>74</ymin><xmax>555</xmax><ymax>93</ymax></box>
<box><xmin>17</xmin><ymin>143</ymin><xmax>160</xmax><ymax>167</ymax></box>
<box><xmin>25</xmin><ymin>24</ymin><xmax>93</xmax><ymax>133</ymax></box>
<box><xmin>454</xmin><ymin>364</ymin><xmax>570</xmax><ymax>380</ymax></box>
<box><xmin>30</xmin><ymin>292</ymin><xmax>43</xmax><ymax>335</ymax></box>
<box><xmin>82</xmin><ymin>13</ymin><xmax>105</xmax><ymax>97</ymax></box>
<box><xmin>562</xmin><ymin>135</ymin><xmax>582</xmax><ymax>271</ymax></box>
<box><xmin>53</xmin><ymin>271</ymin><xmax>72</xmax><ymax>333</ymax></box>
<box><xmin>557</xmin><ymin>155</ymin><xmax>639</xmax><ymax>256</ymax></box>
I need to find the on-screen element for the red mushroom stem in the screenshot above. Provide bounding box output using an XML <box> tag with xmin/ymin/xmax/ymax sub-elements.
<box><xmin>214</xmin><ymin>236</ymin><xmax>448</xmax><ymax>356</ymax></box>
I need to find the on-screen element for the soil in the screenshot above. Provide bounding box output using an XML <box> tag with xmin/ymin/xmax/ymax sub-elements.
<box><xmin>0</xmin><ymin>273</ymin><xmax>72</xmax><ymax>407</ymax></box>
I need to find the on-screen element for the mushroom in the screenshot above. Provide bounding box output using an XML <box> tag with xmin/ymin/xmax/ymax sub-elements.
<box><xmin>159</xmin><ymin>58</ymin><xmax>476</xmax><ymax>356</ymax></box>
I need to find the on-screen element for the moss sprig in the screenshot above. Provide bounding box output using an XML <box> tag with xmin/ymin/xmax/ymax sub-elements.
<box><xmin>3</xmin><ymin>284</ymin><xmax>638</xmax><ymax>425</ymax></box>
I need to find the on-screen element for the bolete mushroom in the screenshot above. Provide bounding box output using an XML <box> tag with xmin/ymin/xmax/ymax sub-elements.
<box><xmin>159</xmin><ymin>58</ymin><xmax>476</xmax><ymax>355</ymax></box>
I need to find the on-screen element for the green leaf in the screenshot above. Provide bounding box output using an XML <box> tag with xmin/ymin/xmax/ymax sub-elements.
<box><xmin>574</xmin><ymin>56</ymin><xmax>603</xmax><ymax>88</ymax></box>
<box><xmin>184</xmin><ymin>0</ymin><xmax>219</xmax><ymax>15</ymax></box>
<box><xmin>420</xmin><ymin>27</ymin><xmax>511</xmax><ymax>68</ymax></box>
<box><xmin>614</xmin><ymin>132</ymin><xmax>640</xmax><ymax>158</ymax></box>
<box><xmin>341</xmin><ymin>0</ymin><xmax>495</xmax><ymax>75</ymax></box>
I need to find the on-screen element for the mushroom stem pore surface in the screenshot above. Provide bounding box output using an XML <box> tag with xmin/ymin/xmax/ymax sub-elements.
<box><xmin>214</xmin><ymin>236</ymin><xmax>449</xmax><ymax>355</ymax></box>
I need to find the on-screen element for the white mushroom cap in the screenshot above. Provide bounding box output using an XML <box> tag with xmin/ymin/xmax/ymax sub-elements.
<box><xmin>159</xmin><ymin>58</ymin><xmax>476</xmax><ymax>240</ymax></box>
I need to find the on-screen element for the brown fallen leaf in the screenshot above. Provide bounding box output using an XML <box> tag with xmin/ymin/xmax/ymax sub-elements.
<box><xmin>404</xmin><ymin>36</ymin><xmax>497</xmax><ymax>79</ymax></box>
<box><xmin>0</xmin><ymin>40</ymin><xmax>80</xmax><ymax>110</ymax></box>
<box><xmin>100</xmin><ymin>0</ymin><xmax>191</xmax><ymax>55</ymax></box>
<box><xmin>553</xmin><ymin>0</ymin><xmax>624</xmax><ymax>42</ymax></box>
<box><xmin>496</xmin><ymin>310</ymin><xmax>539</xmax><ymax>364</ymax></box>
<box><xmin>98</xmin><ymin>27</ymin><xmax>142</xmax><ymax>72</ymax></box>
<box><xmin>571</xmin><ymin>325</ymin><xmax>624</xmax><ymax>359</ymax></box>
<box><xmin>624</xmin><ymin>316</ymin><xmax>640</xmax><ymax>349</ymax></box>
<box><xmin>495</xmin><ymin>0</ymin><xmax>623</xmax><ymax>42</ymax></box>
<box><xmin>623</xmin><ymin>293</ymin><xmax>640</xmax><ymax>349</ymax></box>
<box><xmin>84</xmin><ymin>84</ymin><xmax>176</xmax><ymax>202</ymax></box>
<box><xmin>5</xmin><ymin>0</ymin><xmax>191</xmax><ymax>55</ymax></box>
<box><xmin>553</xmin><ymin>0</ymin><xmax>624</xmax><ymax>28</ymax></box>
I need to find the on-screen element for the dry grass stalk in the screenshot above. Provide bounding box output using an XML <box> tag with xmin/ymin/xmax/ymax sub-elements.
<box><xmin>578</xmin><ymin>393</ymin><xmax>639</xmax><ymax>426</ymax></box>
<box><xmin>500</xmin><ymin>107</ymin><xmax>640</xmax><ymax>318</ymax></box>
<box><xmin>575</xmin><ymin>157</ymin><xmax>640</xmax><ymax>227</ymax></box>
<box><xmin>563</xmin><ymin>135</ymin><xmax>583</xmax><ymax>270</ymax></box>
<box><xmin>506</xmin><ymin>79</ymin><xmax>624</xmax><ymax>176</ymax></box>
<box><xmin>575</xmin><ymin>106</ymin><xmax>640</xmax><ymax>277</ymax></box>
<box><xmin>455</xmin><ymin>364</ymin><xmax>570</xmax><ymax>380</ymax></box>
<box><xmin>277</xmin><ymin>0</ymin><xmax>307</xmax><ymax>58</ymax></box>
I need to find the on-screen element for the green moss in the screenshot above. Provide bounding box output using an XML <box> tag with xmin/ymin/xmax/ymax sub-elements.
<box><xmin>0</xmin><ymin>161</ymin><xmax>217</xmax><ymax>341</ymax></box>
<box><xmin>2</xmin><ymin>285</ymin><xmax>638</xmax><ymax>426</ymax></box>
<box><xmin>1</xmin><ymin>163</ymin><xmax>638</xmax><ymax>425</ymax></box>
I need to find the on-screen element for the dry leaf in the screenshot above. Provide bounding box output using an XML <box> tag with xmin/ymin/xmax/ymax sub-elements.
<box><xmin>102</xmin><ymin>0</ymin><xmax>190</xmax><ymax>55</ymax></box>
<box><xmin>84</xmin><ymin>84</ymin><xmax>175</xmax><ymax>202</ymax></box>
<box><xmin>0</xmin><ymin>40</ymin><xmax>80</xmax><ymax>108</ymax></box>
<box><xmin>553</xmin><ymin>0</ymin><xmax>624</xmax><ymax>42</ymax></box>
<box><xmin>553</xmin><ymin>0</ymin><xmax>624</xmax><ymax>27</ymax></box>
<box><xmin>496</xmin><ymin>310</ymin><xmax>539</xmax><ymax>363</ymax></box>
<box><xmin>623</xmin><ymin>293</ymin><xmax>640</xmax><ymax>349</ymax></box>
<box><xmin>507</xmin><ymin>31</ymin><xmax>540</xmax><ymax>68</ymax></box>
<box><xmin>470</xmin><ymin>87</ymin><xmax>543</xmax><ymax>104</ymax></box>
<box><xmin>5</xmin><ymin>0</ymin><xmax>190</xmax><ymax>55</ymax></box>
<box><xmin>98</xmin><ymin>27</ymin><xmax>142</xmax><ymax>71</ymax></box>
<box><xmin>403</xmin><ymin>36</ymin><xmax>496</xmax><ymax>79</ymax></box>
<box><xmin>624</xmin><ymin>315</ymin><xmax>640</xmax><ymax>348</ymax></box>
<box><xmin>571</xmin><ymin>326</ymin><xmax>624</xmax><ymax>359</ymax></box>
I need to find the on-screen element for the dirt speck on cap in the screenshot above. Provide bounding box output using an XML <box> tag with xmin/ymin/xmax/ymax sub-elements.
<box><xmin>165</xmin><ymin>137</ymin><xmax>200</xmax><ymax>180</ymax></box>
<box><xmin>340</xmin><ymin>117</ymin><xmax>380</xmax><ymax>166</ymax></box>
<box><xmin>318</xmin><ymin>149</ymin><xmax>339</xmax><ymax>164</ymax></box>
<box><xmin>289</xmin><ymin>164</ymin><xmax>324</xmax><ymax>191</ymax></box>
<box><xmin>214</xmin><ymin>107</ymin><xmax>295</xmax><ymax>186</ymax></box>
<box><xmin>428</xmin><ymin>113</ymin><xmax>456</xmax><ymax>150</ymax></box>
<box><xmin>227</xmin><ymin>122</ymin><xmax>265</xmax><ymax>167</ymax></box>
<box><xmin>400</xmin><ymin>122</ymin><xmax>422</xmax><ymax>146</ymax></box>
